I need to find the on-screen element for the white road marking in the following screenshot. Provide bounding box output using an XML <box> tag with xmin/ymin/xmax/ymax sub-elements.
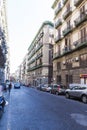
<box><xmin>71</xmin><ymin>113</ymin><xmax>87</xmax><ymax>126</ymax></box>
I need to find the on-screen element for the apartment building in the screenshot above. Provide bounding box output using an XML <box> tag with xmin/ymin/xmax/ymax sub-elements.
<box><xmin>20</xmin><ymin>54</ymin><xmax>28</xmax><ymax>85</ymax></box>
<box><xmin>0</xmin><ymin>0</ymin><xmax>10</xmax><ymax>83</ymax></box>
<box><xmin>52</xmin><ymin>0</ymin><xmax>87</xmax><ymax>86</ymax></box>
<box><xmin>27</xmin><ymin>21</ymin><xmax>54</xmax><ymax>86</ymax></box>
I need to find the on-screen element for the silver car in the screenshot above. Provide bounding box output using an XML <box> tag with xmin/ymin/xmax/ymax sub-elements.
<box><xmin>65</xmin><ymin>85</ymin><xmax>87</xmax><ymax>103</ymax></box>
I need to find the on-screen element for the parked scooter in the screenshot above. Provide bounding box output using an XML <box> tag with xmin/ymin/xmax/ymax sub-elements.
<box><xmin>0</xmin><ymin>95</ymin><xmax>6</xmax><ymax>113</ymax></box>
<box><xmin>0</xmin><ymin>85</ymin><xmax>6</xmax><ymax>117</ymax></box>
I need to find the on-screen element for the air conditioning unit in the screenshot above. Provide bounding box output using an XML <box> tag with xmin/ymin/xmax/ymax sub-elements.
<box><xmin>63</xmin><ymin>61</ymin><xmax>66</xmax><ymax>65</ymax></box>
<box><xmin>75</xmin><ymin>57</ymin><xmax>79</xmax><ymax>61</ymax></box>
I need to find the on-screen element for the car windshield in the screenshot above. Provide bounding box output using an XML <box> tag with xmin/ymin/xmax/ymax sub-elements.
<box><xmin>70</xmin><ymin>86</ymin><xmax>87</xmax><ymax>90</ymax></box>
<box><xmin>79</xmin><ymin>87</ymin><xmax>87</xmax><ymax>90</ymax></box>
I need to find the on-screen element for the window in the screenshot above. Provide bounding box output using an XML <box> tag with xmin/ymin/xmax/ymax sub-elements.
<box><xmin>66</xmin><ymin>59</ymin><xmax>72</xmax><ymax>69</ymax></box>
<box><xmin>67</xmin><ymin>20</ymin><xmax>70</xmax><ymax>28</ymax></box>
<box><xmin>58</xmin><ymin>2</ymin><xmax>61</xmax><ymax>9</ymax></box>
<box><xmin>80</xmin><ymin>54</ymin><xmax>87</xmax><ymax>67</ymax></box>
<box><xmin>65</xmin><ymin>38</ymin><xmax>68</xmax><ymax>51</ymax></box>
<box><xmin>58</xmin><ymin>28</ymin><xmax>61</xmax><ymax>38</ymax></box>
<box><xmin>66</xmin><ymin>3</ymin><xmax>70</xmax><ymax>11</ymax></box>
<box><xmin>80</xmin><ymin>5</ymin><xmax>85</xmax><ymax>17</ymax></box>
<box><xmin>39</xmin><ymin>58</ymin><xmax>42</xmax><ymax>64</ymax></box>
<box><xmin>66</xmin><ymin>74</ymin><xmax>69</xmax><ymax>83</ymax></box>
<box><xmin>66</xmin><ymin>74</ymin><xmax>73</xmax><ymax>84</ymax></box>
<box><xmin>79</xmin><ymin>87</ymin><xmax>86</xmax><ymax>90</ymax></box>
<box><xmin>69</xmin><ymin>75</ymin><xmax>73</xmax><ymax>83</ymax></box>
<box><xmin>64</xmin><ymin>37</ymin><xmax>71</xmax><ymax>51</ymax></box>
<box><xmin>80</xmin><ymin>27</ymin><xmax>86</xmax><ymax>42</ymax></box>
<box><xmin>57</xmin><ymin>75</ymin><xmax>61</xmax><ymax>83</ymax></box>
<box><xmin>57</xmin><ymin>62</ymin><xmax>61</xmax><ymax>70</ymax></box>
<box><xmin>58</xmin><ymin>44</ymin><xmax>61</xmax><ymax>55</ymax></box>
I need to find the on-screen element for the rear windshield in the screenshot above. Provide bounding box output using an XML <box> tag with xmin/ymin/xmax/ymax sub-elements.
<box><xmin>54</xmin><ymin>85</ymin><xmax>58</xmax><ymax>88</ymax></box>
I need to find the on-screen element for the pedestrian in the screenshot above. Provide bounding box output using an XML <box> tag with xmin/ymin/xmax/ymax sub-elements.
<box><xmin>8</xmin><ymin>83</ymin><xmax>12</xmax><ymax>94</ymax></box>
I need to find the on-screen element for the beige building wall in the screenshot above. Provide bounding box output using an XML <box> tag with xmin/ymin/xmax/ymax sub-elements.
<box><xmin>52</xmin><ymin>0</ymin><xmax>87</xmax><ymax>86</ymax></box>
<box><xmin>27</xmin><ymin>21</ymin><xmax>54</xmax><ymax>86</ymax></box>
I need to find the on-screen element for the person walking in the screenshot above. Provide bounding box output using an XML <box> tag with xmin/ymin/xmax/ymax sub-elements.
<box><xmin>8</xmin><ymin>83</ymin><xmax>12</xmax><ymax>94</ymax></box>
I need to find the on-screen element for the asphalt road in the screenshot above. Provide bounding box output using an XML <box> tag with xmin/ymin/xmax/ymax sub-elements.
<box><xmin>0</xmin><ymin>86</ymin><xmax>87</xmax><ymax>130</ymax></box>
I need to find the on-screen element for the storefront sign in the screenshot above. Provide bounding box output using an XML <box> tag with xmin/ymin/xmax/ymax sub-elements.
<box><xmin>80</xmin><ymin>74</ymin><xmax>87</xmax><ymax>78</ymax></box>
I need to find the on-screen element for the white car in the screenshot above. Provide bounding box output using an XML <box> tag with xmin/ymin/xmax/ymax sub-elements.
<box><xmin>65</xmin><ymin>85</ymin><xmax>87</xmax><ymax>103</ymax></box>
<box><xmin>14</xmin><ymin>82</ymin><xmax>21</xmax><ymax>89</ymax></box>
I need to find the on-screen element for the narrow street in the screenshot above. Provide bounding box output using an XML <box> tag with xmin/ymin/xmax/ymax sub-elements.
<box><xmin>0</xmin><ymin>86</ymin><xmax>87</xmax><ymax>130</ymax></box>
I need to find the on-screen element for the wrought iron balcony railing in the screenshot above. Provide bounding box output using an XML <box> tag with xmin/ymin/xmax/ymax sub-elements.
<box><xmin>63</xmin><ymin>0</ymin><xmax>68</xmax><ymax>5</ymax></box>
<box><xmin>63</xmin><ymin>25</ymin><xmax>73</xmax><ymax>36</ymax></box>
<box><xmin>62</xmin><ymin>46</ymin><xmax>72</xmax><ymax>54</ymax></box>
<box><xmin>74</xmin><ymin>14</ymin><xmax>87</xmax><ymax>27</ymax></box>
<box><xmin>27</xmin><ymin>63</ymin><xmax>42</xmax><ymax>72</ymax></box>
<box><xmin>53</xmin><ymin>52</ymin><xmax>61</xmax><ymax>59</ymax></box>
<box><xmin>55</xmin><ymin>35</ymin><xmax>62</xmax><ymax>43</ymax></box>
<box><xmin>73</xmin><ymin>35</ymin><xmax>87</xmax><ymax>49</ymax></box>
<box><xmin>36</xmin><ymin>52</ymin><xmax>43</xmax><ymax>60</ymax></box>
<box><xmin>74</xmin><ymin>0</ymin><xmax>82</xmax><ymax>7</ymax></box>
<box><xmin>63</xmin><ymin>7</ymin><xmax>72</xmax><ymax>20</ymax></box>
<box><xmin>28</xmin><ymin>43</ymin><xmax>43</xmax><ymax>61</ymax></box>
<box><xmin>55</xmin><ymin>19</ymin><xmax>62</xmax><ymax>28</ymax></box>
<box><xmin>36</xmin><ymin>42</ymin><xmax>43</xmax><ymax>52</ymax></box>
<box><xmin>55</xmin><ymin>5</ymin><xmax>62</xmax><ymax>15</ymax></box>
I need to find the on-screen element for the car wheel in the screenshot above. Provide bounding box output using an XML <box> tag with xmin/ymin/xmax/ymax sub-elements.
<box><xmin>66</xmin><ymin>93</ymin><xmax>70</xmax><ymax>98</ymax></box>
<box><xmin>82</xmin><ymin>95</ymin><xmax>87</xmax><ymax>103</ymax></box>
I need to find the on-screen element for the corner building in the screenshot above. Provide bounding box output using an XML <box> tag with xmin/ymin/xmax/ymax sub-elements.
<box><xmin>52</xmin><ymin>0</ymin><xmax>87</xmax><ymax>86</ymax></box>
<box><xmin>27</xmin><ymin>21</ymin><xmax>54</xmax><ymax>86</ymax></box>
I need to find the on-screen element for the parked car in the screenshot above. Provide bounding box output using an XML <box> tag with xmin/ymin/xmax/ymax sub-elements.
<box><xmin>45</xmin><ymin>85</ymin><xmax>52</xmax><ymax>92</ymax></box>
<box><xmin>50</xmin><ymin>84</ymin><xmax>66</xmax><ymax>95</ymax></box>
<box><xmin>65</xmin><ymin>85</ymin><xmax>87</xmax><ymax>103</ymax></box>
<box><xmin>14</xmin><ymin>82</ymin><xmax>21</xmax><ymax>89</ymax></box>
<box><xmin>36</xmin><ymin>84</ymin><xmax>51</xmax><ymax>92</ymax></box>
<box><xmin>69</xmin><ymin>83</ymin><xmax>84</xmax><ymax>89</ymax></box>
<box><xmin>41</xmin><ymin>84</ymin><xmax>52</xmax><ymax>92</ymax></box>
<box><xmin>36</xmin><ymin>84</ymin><xmax>45</xmax><ymax>90</ymax></box>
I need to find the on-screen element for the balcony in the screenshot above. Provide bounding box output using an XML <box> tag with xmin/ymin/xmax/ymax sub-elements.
<box><xmin>73</xmin><ymin>35</ymin><xmax>87</xmax><ymax>49</ymax></box>
<box><xmin>27</xmin><ymin>63</ymin><xmax>42</xmax><ymax>72</ymax></box>
<box><xmin>53</xmin><ymin>52</ymin><xmax>61</xmax><ymax>59</ymax></box>
<box><xmin>55</xmin><ymin>19</ymin><xmax>62</xmax><ymax>28</ymax></box>
<box><xmin>0</xmin><ymin>45</ymin><xmax>6</xmax><ymax>68</ymax></box>
<box><xmin>62</xmin><ymin>46</ymin><xmax>72</xmax><ymax>55</ymax></box>
<box><xmin>74</xmin><ymin>0</ymin><xmax>82</xmax><ymax>7</ymax></box>
<box><xmin>55</xmin><ymin>5</ymin><xmax>62</xmax><ymax>15</ymax></box>
<box><xmin>1</xmin><ymin>41</ymin><xmax>8</xmax><ymax>54</ymax></box>
<box><xmin>29</xmin><ymin>58</ymin><xmax>35</xmax><ymax>65</ymax></box>
<box><xmin>37</xmin><ymin>44</ymin><xmax>42</xmax><ymax>51</ymax></box>
<box><xmin>63</xmin><ymin>0</ymin><xmax>68</xmax><ymax>5</ymax></box>
<box><xmin>63</xmin><ymin>8</ymin><xmax>72</xmax><ymax>20</ymax></box>
<box><xmin>55</xmin><ymin>35</ymin><xmax>62</xmax><ymax>43</ymax></box>
<box><xmin>36</xmin><ymin>52</ymin><xmax>43</xmax><ymax>60</ymax></box>
<box><xmin>63</xmin><ymin>25</ymin><xmax>73</xmax><ymax>36</ymax></box>
<box><xmin>74</xmin><ymin>14</ymin><xmax>87</xmax><ymax>27</ymax></box>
